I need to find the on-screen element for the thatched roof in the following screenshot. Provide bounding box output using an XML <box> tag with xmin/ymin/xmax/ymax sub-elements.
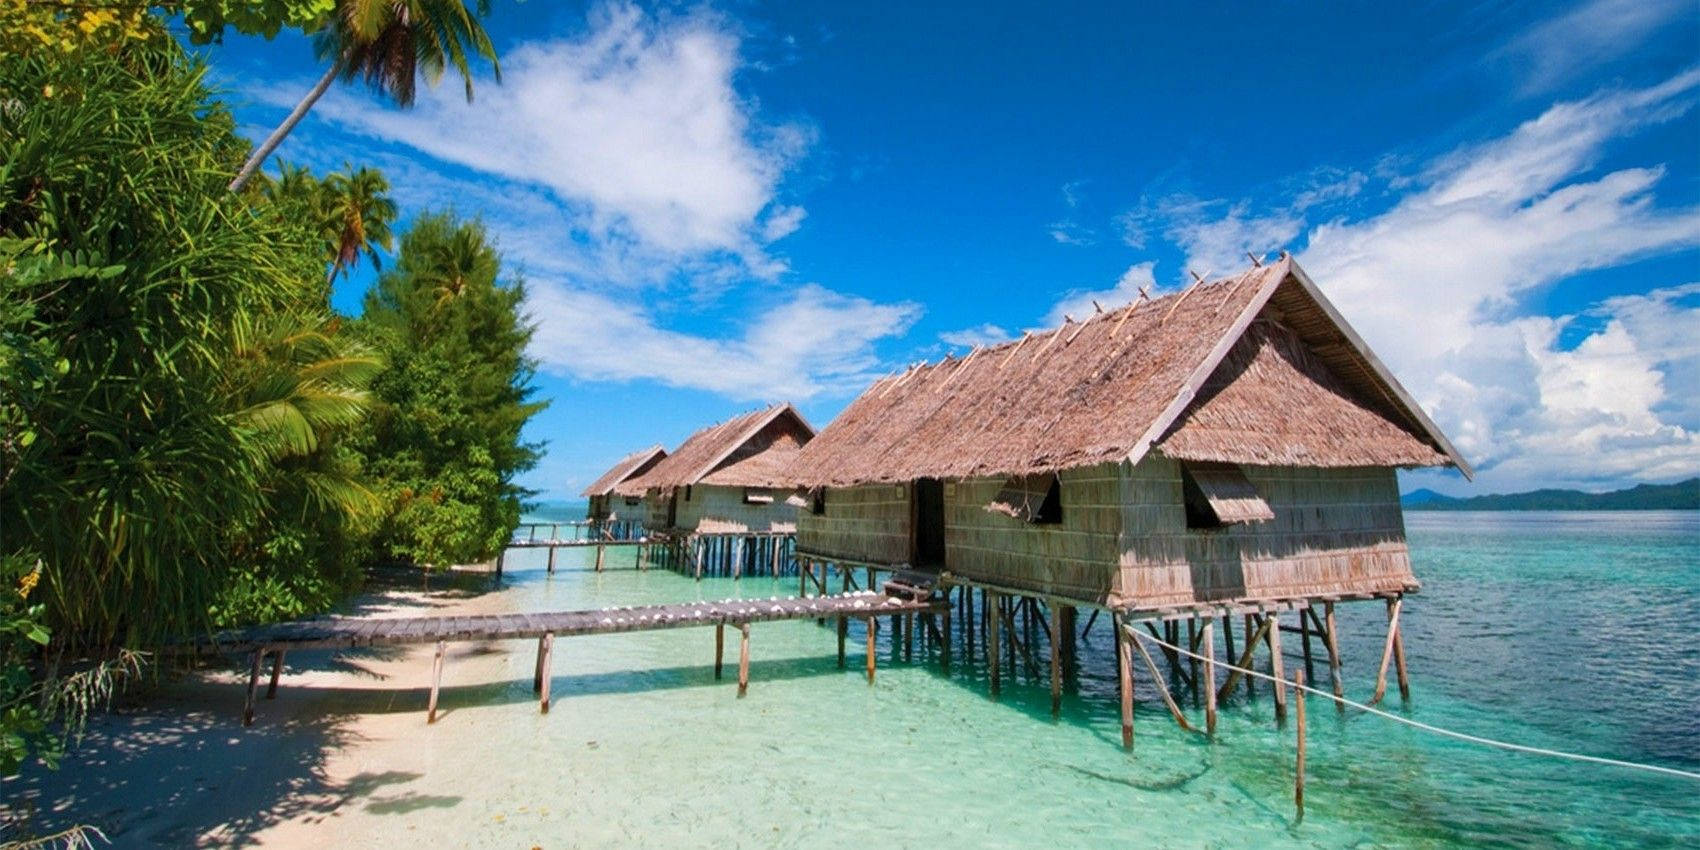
<box><xmin>579</xmin><ymin>445</ymin><xmax>667</xmax><ymax>498</ymax></box>
<box><xmin>616</xmin><ymin>404</ymin><xmax>815</xmax><ymax>495</ymax></box>
<box><xmin>788</xmin><ymin>256</ymin><xmax>1469</xmax><ymax>487</ymax></box>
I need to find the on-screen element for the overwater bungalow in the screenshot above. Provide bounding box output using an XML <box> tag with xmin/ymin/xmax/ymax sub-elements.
<box><xmin>616</xmin><ymin>403</ymin><xmax>816</xmax><ymax>578</ymax></box>
<box><xmin>786</xmin><ymin>255</ymin><xmax>1470</xmax><ymax>732</ymax></box>
<box><xmin>580</xmin><ymin>445</ymin><xmax>668</xmax><ymax>539</ymax></box>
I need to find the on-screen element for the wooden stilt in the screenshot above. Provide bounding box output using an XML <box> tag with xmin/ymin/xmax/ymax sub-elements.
<box><xmin>1202</xmin><ymin>619</ymin><xmax>1217</xmax><ymax>735</ymax></box>
<box><xmin>1059</xmin><ymin>605</ymin><xmax>1077</xmax><ymax>670</ymax></box>
<box><xmin>940</xmin><ymin>608</ymin><xmax>952</xmax><ymax>672</ymax></box>
<box><xmin>1187</xmin><ymin>619</ymin><xmax>1200</xmax><ymax>697</ymax></box>
<box><xmin>243</xmin><ymin>650</ymin><xmax>262</xmax><ymax>726</ymax></box>
<box><xmin>1323</xmin><ymin>601</ymin><xmax>1345</xmax><ymax>709</ymax></box>
<box><xmin>1392</xmin><ymin>601</ymin><xmax>1411</xmax><ymax>701</ymax></box>
<box><xmin>1222</xmin><ymin>615</ymin><xmax>1234</xmax><ymax>668</ymax></box>
<box><xmin>1300</xmin><ymin>605</ymin><xmax>1316</xmax><ymax>685</ymax></box>
<box><xmin>1217</xmin><ymin>614</ymin><xmax>1273</xmax><ymax>703</ymax></box>
<box><xmin>1370</xmin><ymin>597</ymin><xmax>1402</xmax><ymax>706</ymax></box>
<box><xmin>539</xmin><ymin>632</ymin><xmax>554</xmax><ymax>713</ymax></box>
<box><xmin>534</xmin><ymin>634</ymin><xmax>547</xmax><ymax>692</ymax></box>
<box><xmin>547</xmin><ymin>545</ymin><xmax>556</xmax><ymax>574</ymax></box>
<box><xmin>714</xmin><ymin>623</ymin><xmax>725</xmax><ymax>679</ymax></box>
<box><xmin>865</xmin><ymin>616</ymin><xmax>877</xmax><ymax>684</ymax></box>
<box><xmin>1243</xmin><ymin>614</ymin><xmax>1256</xmax><ymax>698</ymax></box>
<box><xmin>594</xmin><ymin>543</ymin><xmax>605</xmax><ymax>573</ymax></box>
<box><xmin>1049</xmin><ymin>603</ymin><xmax>1062</xmax><ymax>715</ymax></box>
<box><xmin>1268</xmin><ymin>611</ymin><xmax>1288</xmax><ymax>721</ymax></box>
<box><xmin>988</xmin><ymin>591</ymin><xmax>1002</xmax><ymax>696</ymax></box>
<box><xmin>737</xmin><ymin>623</ymin><xmax>750</xmax><ymax>697</ymax></box>
<box><xmin>1295</xmin><ymin>669</ymin><xmax>1307</xmax><ymax>821</ymax></box>
<box><xmin>1127</xmin><ymin>627</ymin><xmax>1193</xmax><ymax>732</ymax></box>
<box><xmin>904</xmin><ymin>612</ymin><xmax>914</xmax><ymax>660</ymax></box>
<box><xmin>266</xmin><ymin>650</ymin><xmax>285</xmax><ymax>699</ymax></box>
<box><xmin>1116</xmin><ymin>615</ymin><xmax>1134</xmax><ymax>749</ymax></box>
<box><xmin>427</xmin><ymin>640</ymin><xmax>445</xmax><ymax>724</ymax></box>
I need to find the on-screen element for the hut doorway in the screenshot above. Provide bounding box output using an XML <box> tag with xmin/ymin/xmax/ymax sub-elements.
<box><xmin>913</xmin><ymin>477</ymin><xmax>946</xmax><ymax>567</ymax></box>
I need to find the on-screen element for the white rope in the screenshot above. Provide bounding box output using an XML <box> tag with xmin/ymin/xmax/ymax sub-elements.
<box><xmin>1125</xmin><ymin>625</ymin><xmax>1700</xmax><ymax>782</ymax></box>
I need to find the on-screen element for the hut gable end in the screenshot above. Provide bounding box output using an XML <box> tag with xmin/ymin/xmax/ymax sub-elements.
<box><xmin>617</xmin><ymin>403</ymin><xmax>815</xmax><ymax>495</ymax></box>
<box><xmin>580</xmin><ymin>445</ymin><xmax>667</xmax><ymax>498</ymax></box>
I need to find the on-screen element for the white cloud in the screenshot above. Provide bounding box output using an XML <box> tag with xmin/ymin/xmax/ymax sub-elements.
<box><xmin>1497</xmin><ymin>0</ymin><xmax>1694</xmax><ymax>94</ymax></box>
<box><xmin>1124</xmin><ymin>71</ymin><xmax>1700</xmax><ymax>489</ymax></box>
<box><xmin>527</xmin><ymin>282</ymin><xmax>920</xmax><ymax>400</ymax></box>
<box><xmin>1119</xmin><ymin>196</ymin><xmax>1302</xmax><ymax>276</ymax></box>
<box><xmin>939</xmin><ymin>323</ymin><xmax>1014</xmax><ymax>349</ymax></box>
<box><xmin>1043</xmin><ymin>261</ymin><xmax>1165</xmax><ymax>327</ymax></box>
<box><xmin>305</xmin><ymin>1</ymin><xmax>809</xmax><ymax>281</ymax></box>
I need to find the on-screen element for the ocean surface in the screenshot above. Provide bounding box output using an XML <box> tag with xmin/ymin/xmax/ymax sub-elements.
<box><xmin>429</xmin><ymin>508</ymin><xmax>1696</xmax><ymax>848</ymax></box>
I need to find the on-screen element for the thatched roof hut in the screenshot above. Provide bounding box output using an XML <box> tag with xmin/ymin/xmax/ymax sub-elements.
<box><xmin>580</xmin><ymin>445</ymin><xmax>667</xmax><ymax>523</ymax></box>
<box><xmin>618</xmin><ymin>404</ymin><xmax>815</xmax><ymax>535</ymax></box>
<box><xmin>790</xmin><ymin>256</ymin><xmax>1468</xmax><ymax>611</ymax></box>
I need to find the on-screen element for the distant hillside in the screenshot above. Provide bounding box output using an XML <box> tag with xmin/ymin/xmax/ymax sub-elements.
<box><xmin>1402</xmin><ymin>479</ymin><xmax>1699</xmax><ymax>511</ymax></box>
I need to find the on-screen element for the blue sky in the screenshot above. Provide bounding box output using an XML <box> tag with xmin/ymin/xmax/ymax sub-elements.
<box><xmin>200</xmin><ymin>0</ymin><xmax>1700</xmax><ymax>499</ymax></box>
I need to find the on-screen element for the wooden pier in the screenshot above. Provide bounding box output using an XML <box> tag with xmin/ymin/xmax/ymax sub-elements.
<box><xmin>200</xmin><ymin>591</ymin><xmax>947</xmax><ymax>725</ymax></box>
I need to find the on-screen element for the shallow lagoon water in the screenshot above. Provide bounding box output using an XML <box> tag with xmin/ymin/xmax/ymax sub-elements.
<box><xmin>334</xmin><ymin>510</ymin><xmax>1698</xmax><ymax>848</ymax></box>
<box><xmin>9</xmin><ymin>512</ymin><xmax>1699</xmax><ymax>847</ymax></box>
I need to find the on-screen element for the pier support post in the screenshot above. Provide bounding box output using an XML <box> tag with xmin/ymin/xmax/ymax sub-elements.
<box><xmin>865</xmin><ymin>616</ymin><xmax>877</xmax><ymax>684</ymax></box>
<box><xmin>988</xmin><ymin>592</ymin><xmax>1002</xmax><ymax>697</ymax></box>
<box><xmin>1049</xmin><ymin>603</ymin><xmax>1062</xmax><ymax>716</ymax></box>
<box><xmin>1324</xmin><ymin>601</ymin><xmax>1345</xmax><ymax>710</ymax></box>
<box><xmin>243</xmin><ymin>650</ymin><xmax>262</xmax><ymax>726</ymax></box>
<box><xmin>1128</xmin><ymin>626</ymin><xmax>1193</xmax><ymax>732</ymax></box>
<box><xmin>1268</xmin><ymin>611</ymin><xmax>1287</xmax><ymax>722</ymax></box>
<box><xmin>1294</xmin><ymin>669</ymin><xmax>1307</xmax><ymax>822</ymax></box>
<box><xmin>428</xmin><ymin>640</ymin><xmax>445</xmax><ymax>724</ymax></box>
<box><xmin>940</xmin><ymin>608</ymin><xmax>951</xmax><ymax>673</ymax></box>
<box><xmin>1392</xmin><ymin>598</ymin><xmax>1411</xmax><ymax>702</ymax></box>
<box><xmin>539</xmin><ymin>632</ymin><xmax>554</xmax><ymax>714</ymax></box>
<box><xmin>737</xmin><ymin>623</ymin><xmax>751</xmax><ymax>697</ymax></box>
<box><xmin>1116</xmin><ymin>615</ymin><xmax>1134</xmax><ymax>748</ymax></box>
<box><xmin>1300</xmin><ymin>605</ymin><xmax>1317</xmax><ymax>685</ymax></box>
<box><xmin>547</xmin><ymin>546</ymin><xmax>556</xmax><ymax>574</ymax></box>
<box><xmin>267</xmin><ymin>650</ymin><xmax>285</xmax><ymax>699</ymax></box>
<box><xmin>1371</xmin><ymin>597</ymin><xmax>1402</xmax><ymax>706</ymax></box>
<box><xmin>534</xmin><ymin>634</ymin><xmax>547</xmax><ymax>692</ymax></box>
<box><xmin>595</xmin><ymin>543</ymin><xmax>605</xmax><ymax>573</ymax></box>
<box><xmin>1203</xmin><ymin>619</ymin><xmax>1217</xmax><ymax>735</ymax></box>
<box><xmin>715</xmin><ymin>623</ymin><xmax>725</xmax><ymax>680</ymax></box>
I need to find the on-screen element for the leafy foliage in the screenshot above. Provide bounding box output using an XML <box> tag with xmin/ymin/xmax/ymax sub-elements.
<box><xmin>0</xmin><ymin>0</ymin><xmax>333</xmax><ymax>56</ymax></box>
<box><xmin>355</xmin><ymin>213</ymin><xmax>545</xmax><ymax>566</ymax></box>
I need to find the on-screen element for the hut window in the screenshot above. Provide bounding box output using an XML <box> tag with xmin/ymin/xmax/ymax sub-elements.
<box><xmin>1180</xmin><ymin>462</ymin><xmax>1274</xmax><ymax>529</ymax></box>
<box><xmin>743</xmin><ymin>488</ymin><xmax>774</xmax><ymax>505</ymax></box>
<box><xmin>809</xmin><ymin>487</ymin><xmax>827</xmax><ymax>515</ymax></box>
<box><xmin>987</xmin><ymin>473</ymin><xmax>1062</xmax><ymax>525</ymax></box>
<box><xmin>684</xmin><ymin>485</ymin><xmax>693</xmax><ymax>502</ymax></box>
<box><xmin>623</xmin><ymin>496</ymin><xmax>639</xmax><ymax>506</ymax></box>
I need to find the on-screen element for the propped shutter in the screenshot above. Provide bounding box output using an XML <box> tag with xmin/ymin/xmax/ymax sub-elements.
<box><xmin>1182</xmin><ymin>462</ymin><xmax>1273</xmax><ymax>525</ymax></box>
<box><xmin>988</xmin><ymin>472</ymin><xmax>1061</xmax><ymax>523</ymax></box>
<box><xmin>784</xmin><ymin>489</ymin><xmax>809</xmax><ymax>508</ymax></box>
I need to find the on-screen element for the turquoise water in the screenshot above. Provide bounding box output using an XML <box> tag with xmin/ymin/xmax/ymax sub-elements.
<box><xmin>438</xmin><ymin>509</ymin><xmax>1696</xmax><ymax>847</ymax></box>
<box><xmin>10</xmin><ymin>511</ymin><xmax>1698</xmax><ymax>846</ymax></box>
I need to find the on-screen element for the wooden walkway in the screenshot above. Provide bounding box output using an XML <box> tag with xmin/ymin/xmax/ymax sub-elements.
<box><xmin>203</xmin><ymin>591</ymin><xmax>947</xmax><ymax>725</ymax></box>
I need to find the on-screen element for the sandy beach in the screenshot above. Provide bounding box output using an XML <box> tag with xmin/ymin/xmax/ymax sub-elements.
<box><xmin>1</xmin><ymin>569</ymin><xmax>530</xmax><ymax>847</ymax></box>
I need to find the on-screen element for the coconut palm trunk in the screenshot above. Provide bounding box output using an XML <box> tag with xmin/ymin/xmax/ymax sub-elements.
<box><xmin>228</xmin><ymin>63</ymin><xmax>340</xmax><ymax>193</ymax></box>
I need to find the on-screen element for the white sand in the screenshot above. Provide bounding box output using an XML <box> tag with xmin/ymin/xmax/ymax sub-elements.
<box><xmin>0</xmin><ymin>571</ymin><xmax>534</xmax><ymax>848</ymax></box>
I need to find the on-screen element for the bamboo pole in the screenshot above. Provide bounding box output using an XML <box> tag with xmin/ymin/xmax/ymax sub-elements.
<box><xmin>1300</xmin><ymin>605</ymin><xmax>1316</xmax><ymax>685</ymax></box>
<box><xmin>715</xmin><ymin>623</ymin><xmax>725</xmax><ymax>680</ymax></box>
<box><xmin>1202</xmin><ymin>619</ymin><xmax>1217</xmax><ymax>735</ymax></box>
<box><xmin>989</xmin><ymin>591</ymin><xmax>1002</xmax><ymax>696</ymax></box>
<box><xmin>1370</xmin><ymin>597</ymin><xmax>1402</xmax><ymax>706</ymax></box>
<box><xmin>1217</xmin><ymin>614</ymin><xmax>1273</xmax><ymax>703</ymax></box>
<box><xmin>1127</xmin><ymin>627</ymin><xmax>1193</xmax><ymax>732</ymax></box>
<box><xmin>428</xmin><ymin>640</ymin><xmax>445</xmax><ymax>724</ymax></box>
<box><xmin>243</xmin><ymin>650</ymin><xmax>262</xmax><ymax>726</ymax></box>
<box><xmin>1049</xmin><ymin>604</ymin><xmax>1062</xmax><ymax>716</ymax></box>
<box><xmin>266</xmin><ymin>651</ymin><xmax>285</xmax><ymax>699</ymax></box>
<box><xmin>1295</xmin><ymin>669</ymin><xmax>1307</xmax><ymax>821</ymax></box>
<box><xmin>539</xmin><ymin>632</ymin><xmax>554</xmax><ymax>714</ymax></box>
<box><xmin>1392</xmin><ymin>600</ymin><xmax>1411</xmax><ymax>701</ymax></box>
<box><xmin>534</xmin><ymin>634</ymin><xmax>547</xmax><ymax>693</ymax></box>
<box><xmin>1116</xmin><ymin>615</ymin><xmax>1134</xmax><ymax>748</ymax></box>
<box><xmin>865</xmin><ymin>616</ymin><xmax>877</xmax><ymax>684</ymax></box>
<box><xmin>737</xmin><ymin>623</ymin><xmax>751</xmax><ymax>697</ymax></box>
<box><xmin>547</xmin><ymin>546</ymin><xmax>556</xmax><ymax>574</ymax></box>
<box><xmin>1324</xmin><ymin>601</ymin><xmax>1345</xmax><ymax>709</ymax></box>
<box><xmin>594</xmin><ymin>543</ymin><xmax>605</xmax><ymax>573</ymax></box>
<box><xmin>1269</xmin><ymin>612</ymin><xmax>1287</xmax><ymax>721</ymax></box>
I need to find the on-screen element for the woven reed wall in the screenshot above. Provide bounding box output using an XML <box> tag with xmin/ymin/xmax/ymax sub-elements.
<box><xmin>674</xmin><ymin>484</ymin><xmax>799</xmax><ymax>534</ymax></box>
<box><xmin>796</xmin><ymin>483</ymin><xmax>911</xmax><ymax>565</ymax></box>
<box><xmin>604</xmin><ymin>494</ymin><xmax>651</xmax><ymax>527</ymax></box>
<box><xmin>1116</xmin><ymin>457</ymin><xmax>1413</xmax><ymax>608</ymax></box>
<box><xmin>944</xmin><ymin>463</ymin><xmax>1123</xmax><ymax>605</ymax></box>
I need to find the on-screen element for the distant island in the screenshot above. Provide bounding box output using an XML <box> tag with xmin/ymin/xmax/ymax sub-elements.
<box><xmin>1402</xmin><ymin>478</ymin><xmax>1698</xmax><ymax>511</ymax></box>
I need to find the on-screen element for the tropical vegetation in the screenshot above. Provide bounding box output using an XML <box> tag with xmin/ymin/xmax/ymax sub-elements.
<box><xmin>0</xmin><ymin>0</ymin><xmax>533</xmax><ymax>784</ymax></box>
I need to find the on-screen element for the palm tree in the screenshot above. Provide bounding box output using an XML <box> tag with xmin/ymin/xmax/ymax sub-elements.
<box><xmin>421</xmin><ymin>218</ymin><xmax>497</xmax><ymax>311</ymax></box>
<box><xmin>321</xmin><ymin>166</ymin><xmax>397</xmax><ymax>284</ymax></box>
<box><xmin>228</xmin><ymin>0</ymin><xmax>501</xmax><ymax>192</ymax></box>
